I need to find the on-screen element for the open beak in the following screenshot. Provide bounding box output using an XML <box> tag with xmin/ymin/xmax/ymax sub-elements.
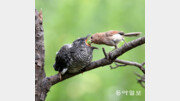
<box><xmin>85</xmin><ymin>34</ymin><xmax>91</xmax><ymax>39</ymax></box>
<box><xmin>85</xmin><ymin>34</ymin><xmax>91</xmax><ymax>46</ymax></box>
<box><xmin>84</xmin><ymin>34</ymin><xmax>98</xmax><ymax>49</ymax></box>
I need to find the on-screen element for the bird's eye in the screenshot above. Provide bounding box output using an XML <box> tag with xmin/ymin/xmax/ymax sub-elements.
<box><xmin>91</xmin><ymin>36</ymin><xmax>93</xmax><ymax>39</ymax></box>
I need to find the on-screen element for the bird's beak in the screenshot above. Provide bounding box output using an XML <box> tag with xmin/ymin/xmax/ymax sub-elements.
<box><xmin>85</xmin><ymin>34</ymin><xmax>91</xmax><ymax>39</ymax></box>
<box><xmin>84</xmin><ymin>34</ymin><xmax>98</xmax><ymax>49</ymax></box>
<box><xmin>85</xmin><ymin>34</ymin><xmax>91</xmax><ymax>46</ymax></box>
<box><xmin>91</xmin><ymin>46</ymin><xmax>98</xmax><ymax>50</ymax></box>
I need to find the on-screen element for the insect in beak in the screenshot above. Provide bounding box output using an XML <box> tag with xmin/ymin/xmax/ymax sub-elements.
<box><xmin>85</xmin><ymin>34</ymin><xmax>91</xmax><ymax>46</ymax></box>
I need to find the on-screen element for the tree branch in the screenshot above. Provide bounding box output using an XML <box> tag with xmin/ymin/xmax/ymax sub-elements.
<box><xmin>45</xmin><ymin>37</ymin><xmax>145</xmax><ymax>86</ymax></box>
<box><xmin>111</xmin><ymin>59</ymin><xmax>145</xmax><ymax>87</ymax></box>
<box><xmin>135</xmin><ymin>72</ymin><xmax>145</xmax><ymax>88</ymax></box>
<box><xmin>110</xmin><ymin>63</ymin><xmax>127</xmax><ymax>69</ymax></box>
<box><xmin>35</xmin><ymin>9</ymin><xmax>47</xmax><ymax>101</ymax></box>
<box><xmin>114</xmin><ymin>59</ymin><xmax>145</xmax><ymax>73</ymax></box>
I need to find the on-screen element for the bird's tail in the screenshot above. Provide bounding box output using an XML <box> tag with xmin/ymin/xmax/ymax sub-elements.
<box><xmin>123</xmin><ymin>32</ymin><xmax>141</xmax><ymax>37</ymax></box>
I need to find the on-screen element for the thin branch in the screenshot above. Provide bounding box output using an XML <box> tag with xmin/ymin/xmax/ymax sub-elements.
<box><xmin>141</xmin><ymin>62</ymin><xmax>145</xmax><ymax>66</ymax></box>
<box><xmin>102</xmin><ymin>47</ymin><xmax>108</xmax><ymax>59</ymax></box>
<box><xmin>108</xmin><ymin>59</ymin><xmax>145</xmax><ymax>87</ymax></box>
<box><xmin>138</xmin><ymin>80</ymin><xmax>145</xmax><ymax>88</ymax></box>
<box><xmin>113</xmin><ymin>59</ymin><xmax>145</xmax><ymax>87</ymax></box>
<box><xmin>110</xmin><ymin>63</ymin><xmax>127</xmax><ymax>69</ymax></box>
<box><xmin>44</xmin><ymin>37</ymin><xmax>145</xmax><ymax>86</ymax></box>
<box><xmin>135</xmin><ymin>72</ymin><xmax>145</xmax><ymax>88</ymax></box>
<box><xmin>115</xmin><ymin>59</ymin><xmax>145</xmax><ymax>73</ymax></box>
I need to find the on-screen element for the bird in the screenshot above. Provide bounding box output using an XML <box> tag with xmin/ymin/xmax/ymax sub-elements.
<box><xmin>90</xmin><ymin>30</ymin><xmax>141</xmax><ymax>49</ymax></box>
<box><xmin>53</xmin><ymin>35</ymin><xmax>97</xmax><ymax>79</ymax></box>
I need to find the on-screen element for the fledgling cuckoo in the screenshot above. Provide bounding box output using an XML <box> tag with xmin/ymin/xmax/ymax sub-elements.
<box><xmin>53</xmin><ymin>35</ymin><xmax>97</xmax><ymax>78</ymax></box>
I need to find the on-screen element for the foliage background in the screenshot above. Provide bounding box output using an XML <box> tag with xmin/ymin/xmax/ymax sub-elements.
<box><xmin>36</xmin><ymin>0</ymin><xmax>145</xmax><ymax>101</ymax></box>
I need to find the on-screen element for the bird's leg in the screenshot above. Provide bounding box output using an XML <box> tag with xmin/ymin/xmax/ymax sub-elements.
<box><xmin>58</xmin><ymin>68</ymin><xmax>68</xmax><ymax>81</ymax></box>
<box><xmin>58</xmin><ymin>72</ymin><xmax>62</xmax><ymax>81</ymax></box>
<box><xmin>109</xmin><ymin>45</ymin><xmax>117</xmax><ymax>52</ymax></box>
<box><xmin>115</xmin><ymin>44</ymin><xmax>118</xmax><ymax>49</ymax></box>
<box><xmin>112</xmin><ymin>40</ymin><xmax>118</xmax><ymax>50</ymax></box>
<box><xmin>122</xmin><ymin>38</ymin><xmax>127</xmax><ymax>45</ymax></box>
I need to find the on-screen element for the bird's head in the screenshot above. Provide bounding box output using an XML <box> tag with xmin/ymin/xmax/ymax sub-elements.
<box><xmin>73</xmin><ymin>35</ymin><xmax>98</xmax><ymax>49</ymax></box>
<box><xmin>90</xmin><ymin>33</ymin><xmax>101</xmax><ymax>44</ymax></box>
<box><xmin>73</xmin><ymin>35</ymin><xmax>90</xmax><ymax>46</ymax></box>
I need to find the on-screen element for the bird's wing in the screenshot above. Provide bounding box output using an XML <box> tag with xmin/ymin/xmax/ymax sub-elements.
<box><xmin>54</xmin><ymin>44</ymin><xmax>72</xmax><ymax>71</ymax></box>
<box><xmin>56</xmin><ymin>44</ymin><xmax>72</xmax><ymax>59</ymax></box>
<box><xmin>105</xmin><ymin>30</ymin><xmax>124</xmax><ymax>37</ymax></box>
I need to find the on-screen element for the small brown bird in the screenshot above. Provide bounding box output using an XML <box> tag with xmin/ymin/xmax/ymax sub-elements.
<box><xmin>90</xmin><ymin>30</ymin><xmax>141</xmax><ymax>49</ymax></box>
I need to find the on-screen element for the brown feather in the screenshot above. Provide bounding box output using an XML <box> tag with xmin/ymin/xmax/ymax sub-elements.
<box><xmin>105</xmin><ymin>30</ymin><xmax>122</xmax><ymax>37</ymax></box>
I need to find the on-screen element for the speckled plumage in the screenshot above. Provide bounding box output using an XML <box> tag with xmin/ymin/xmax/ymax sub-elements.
<box><xmin>53</xmin><ymin>36</ymin><xmax>96</xmax><ymax>74</ymax></box>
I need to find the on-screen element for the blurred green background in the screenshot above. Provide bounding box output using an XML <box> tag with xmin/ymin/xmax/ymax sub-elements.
<box><xmin>36</xmin><ymin>0</ymin><xmax>145</xmax><ymax>101</ymax></box>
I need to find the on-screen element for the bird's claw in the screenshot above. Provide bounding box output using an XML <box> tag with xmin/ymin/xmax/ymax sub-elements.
<box><xmin>58</xmin><ymin>72</ymin><xmax>62</xmax><ymax>81</ymax></box>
